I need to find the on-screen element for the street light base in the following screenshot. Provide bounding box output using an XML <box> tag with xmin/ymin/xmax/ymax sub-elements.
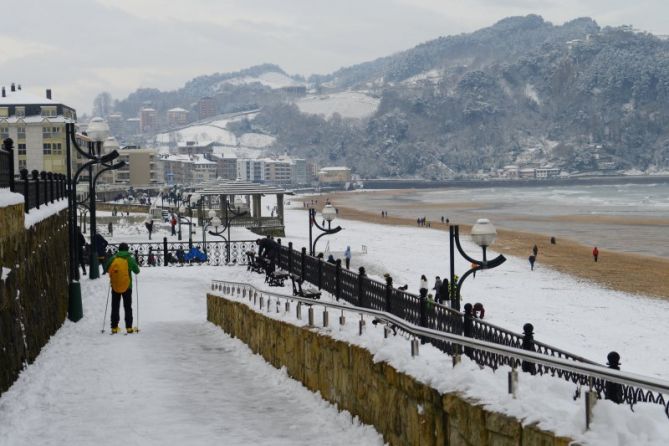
<box><xmin>68</xmin><ymin>282</ymin><xmax>83</xmax><ymax>322</ymax></box>
<box><xmin>89</xmin><ymin>255</ymin><xmax>100</xmax><ymax>279</ymax></box>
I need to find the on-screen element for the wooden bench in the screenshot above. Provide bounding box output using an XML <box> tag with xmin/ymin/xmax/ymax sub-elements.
<box><xmin>289</xmin><ymin>274</ymin><xmax>321</xmax><ymax>299</ymax></box>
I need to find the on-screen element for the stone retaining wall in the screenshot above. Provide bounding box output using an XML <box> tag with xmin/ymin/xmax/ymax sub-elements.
<box><xmin>0</xmin><ymin>203</ymin><xmax>69</xmax><ymax>395</ymax></box>
<box><xmin>207</xmin><ymin>294</ymin><xmax>571</xmax><ymax>446</ymax></box>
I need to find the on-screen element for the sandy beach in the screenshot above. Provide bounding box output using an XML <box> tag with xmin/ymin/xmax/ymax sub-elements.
<box><xmin>304</xmin><ymin>191</ymin><xmax>669</xmax><ymax>300</ymax></box>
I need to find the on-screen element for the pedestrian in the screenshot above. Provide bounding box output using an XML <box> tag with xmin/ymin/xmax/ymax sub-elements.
<box><xmin>438</xmin><ymin>277</ymin><xmax>450</xmax><ymax>304</ymax></box>
<box><xmin>419</xmin><ymin>274</ymin><xmax>428</xmax><ymax>298</ymax></box>
<box><xmin>446</xmin><ymin>218</ymin><xmax>450</xmax><ymax>225</ymax></box>
<box><xmin>327</xmin><ymin>254</ymin><xmax>336</xmax><ymax>264</ymax></box>
<box><xmin>105</xmin><ymin>242</ymin><xmax>140</xmax><ymax>334</ymax></box>
<box><xmin>147</xmin><ymin>247</ymin><xmax>157</xmax><ymax>266</ymax></box>
<box><xmin>170</xmin><ymin>214</ymin><xmax>177</xmax><ymax>236</ymax></box>
<box><xmin>592</xmin><ymin>246</ymin><xmax>599</xmax><ymax>262</ymax></box>
<box><xmin>108</xmin><ymin>221</ymin><xmax>113</xmax><ymax>237</ymax></box>
<box><xmin>76</xmin><ymin>226</ymin><xmax>87</xmax><ymax>276</ymax></box>
<box><xmin>528</xmin><ymin>254</ymin><xmax>536</xmax><ymax>271</ymax></box>
<box><xmin>145</xmin><ymin>219</ymin><xmax>154</xmax><ymax>240</ymax></box>
<box><xmin>432</xmin><ymin>276</ymin><xmax>442</xmax><ymax>302</ymax></box>
<box><xmin>93</xmin><ymin>232</ymin><xmax>109</xmax><ymax>275</ymax></box>
<box><xmin>532</xmin><ymin>244</ymin><xmax>538</xmax><ymax>257</ymax></box>
<box><xmin>441</xmin><ymin>216</ymin><xmax>444</xmax><ymax>223</ymax></box>
<box><xmin>344</xmin><ymin>245</ymin><xmax>351</xmax><ymax>269</ymax></box>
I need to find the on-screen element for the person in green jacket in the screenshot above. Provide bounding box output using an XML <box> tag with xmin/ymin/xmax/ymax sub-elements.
<box><xmin>105</xmin><ymin>242</ymin><xmax>140</xmax><ymax>334</ymax></box>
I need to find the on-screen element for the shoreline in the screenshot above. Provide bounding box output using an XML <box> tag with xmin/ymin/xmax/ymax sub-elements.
<box><xmin>305</xmin><ymin>193</ymin><xmax>669</xmax><ymax>301</ymax></box>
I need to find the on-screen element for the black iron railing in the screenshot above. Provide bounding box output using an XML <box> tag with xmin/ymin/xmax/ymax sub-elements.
<box><xmin>0</xmin><ymin>138</ymin><xmax>67</xmax><ymax>212</ymax></box>
<box><xmin>107</xmin><ymin>239</ymin><xmax>256</xmax><ymax>267</ymax></box>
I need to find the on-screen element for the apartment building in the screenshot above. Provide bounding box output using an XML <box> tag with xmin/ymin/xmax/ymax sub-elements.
<box><xmin>167</xmin><ymin>107</ymin><xmax>189</xmax><ymax>127</ymax></box>
<box><xmin>162</xmin><ymin>154</ymin><xmax>216</xmax><ymax>185</ymax></box>
<box><xmin>236</xmin><ymin>157</ymin><xmax>308</xmax><ymax>186</ymax></box>
<box><xmin>318</xmin><ymin>166</ymin><xmax>352</xmax><ymax>184</ymax></box>
<box><xmin>113</xmin><ymin>147</ymin><xmax>164</xmax><ymax>186</ymax></box>
<box><xmin>0</xmin><ymin>84</ymin><xmax>76</xmax><ymax>175</ymax></box>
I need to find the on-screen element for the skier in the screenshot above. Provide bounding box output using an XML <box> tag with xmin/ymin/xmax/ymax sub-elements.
<box><xmin>344</xmin><ymin>246</ymin><xmax>352</xmax><ymax>269</ymax></box>
<box><xmin>105</xmin><ymin>242</ymin><xmax>140</xmax><ymax>334</ymax></box>
<box><xmin>592</xmin><ymin>246</ymin><xmax>599</xmax><ymax>262</ymax></box>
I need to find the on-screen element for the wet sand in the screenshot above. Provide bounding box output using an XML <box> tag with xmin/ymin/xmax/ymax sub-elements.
<box><xmin>304</xmin><ymin>192</ymin><xmax>669</xmax><ymax>300</ymax></box>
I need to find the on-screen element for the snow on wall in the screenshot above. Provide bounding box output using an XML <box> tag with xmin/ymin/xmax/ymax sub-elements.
<box><xmin>0</xmin><ymin>188</ymin><xmax>25</xmax><ymax>207</ymax></box>
<box><xmin>24</xmin><ymin>199</ymin><xmax>68</xmax><ymax>229</ymax></box>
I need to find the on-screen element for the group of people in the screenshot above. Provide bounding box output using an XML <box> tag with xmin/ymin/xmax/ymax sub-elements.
<box><xmin>75</xmin><ymin>227</ymin><xmax>110</xmax><ymax>276</ymax></box>
<box><xmin>416</xmin><ymin>217</ymin><xmax>431</xmax><ymax>227</ymax></box>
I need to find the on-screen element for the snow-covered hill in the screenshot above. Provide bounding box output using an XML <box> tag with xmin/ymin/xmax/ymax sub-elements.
<box><xmin>296</xmin><ymin>92</ymin><xmax>380</xmax><ymax>119</ymax></box>
<box><xmin>214</xmin><ymin>71</ymin><xmax>304</xmax><ymax>90</ymax></box>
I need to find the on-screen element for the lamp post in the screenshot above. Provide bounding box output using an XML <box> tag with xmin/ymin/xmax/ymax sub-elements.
<box><xmin>449</xmin><ymin>218</ymin><xmax>506</xmax><ymax>310</ymax></box>
<box><xmin>308</xmin><ymin>204</ymin><xmax>342</xmax><ymax>256</ymax></box>
<box><xmin>65</xmin><ymin>122</ymin><xmax>119</xmax><ymax>322</ymax></box>
<box><xmin>208</xmin><ymin>199</ymin><xmax>248</xmax><ymax>263</ymax></box>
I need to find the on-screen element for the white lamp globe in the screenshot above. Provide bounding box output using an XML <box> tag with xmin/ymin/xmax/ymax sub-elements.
<box><xmin>470</xmin><ymin>218</ymin><xmax>497</xmax><ymax>247</ymax></box>
<box><xmin>322</xmin><ymin>204</ymin><xmax>336</xmax><ymax>222</ymax></box>
<box><xmin>210</xmin><ymin>216</ymin><xmax>222</xmax><ymax>228</ymax></box>
<box><xmin>208</xmin><ymin>209</ymin><xmax>217</xmax><ymax>219</ymax></box>
<box><xmin>178</xmin><ymin>205</ymin><xmax>186</xmax><ymax>214</ymax></box>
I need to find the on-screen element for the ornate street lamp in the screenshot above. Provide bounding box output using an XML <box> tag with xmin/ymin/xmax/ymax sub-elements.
<box><xmin>208</xmin><ymin>200</ymin><xmax>248</xmax><ymax>264</ymax></box>
<box><xmin>449</xmin><ymin>218</ymin><xmax>506</xmax><ymax>310</ymax></box>
<box><xmin>309</xmin><ymin>203</ymin><xmax>342</xmax><ymax>256</ymax></box>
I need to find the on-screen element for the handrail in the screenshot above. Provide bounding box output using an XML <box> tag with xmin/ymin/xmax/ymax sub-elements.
<box><xmin>211</xmin><ymin>279</ymin><xmax>669</xmax><ymax>397</ymax></box>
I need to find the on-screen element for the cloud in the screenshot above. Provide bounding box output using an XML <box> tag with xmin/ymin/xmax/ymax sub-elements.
<box><xmin>0</xmin><ymin>36</ymin><xmax>58</xmax><ymax>64</ymax></box>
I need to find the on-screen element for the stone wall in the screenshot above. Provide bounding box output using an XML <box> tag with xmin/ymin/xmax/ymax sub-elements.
<box><xmin>0</xmin><ymin>203</ymin><xmax>69</xmax><ymax>395</ymax></box>
<box><xmin>208</xmin><ymin>294</ymin><xmax>572</xmax><ymax>446</ymax></box>
<box><xmin>95</xmin><ymin>202</ymin><xmax>150</xmax><ymax>214</ymax></box>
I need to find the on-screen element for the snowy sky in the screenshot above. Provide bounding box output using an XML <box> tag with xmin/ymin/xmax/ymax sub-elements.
<box><xmin>3</xmin><ymin>0</ymin><xmax>668</xmax><ymax>113</ymax></box>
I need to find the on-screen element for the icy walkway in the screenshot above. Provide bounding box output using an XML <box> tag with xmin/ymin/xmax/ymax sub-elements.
<box><xmin>0</xmin><ymin>267</ymin><xmax>382</xmax><ymax>446</ymax></box>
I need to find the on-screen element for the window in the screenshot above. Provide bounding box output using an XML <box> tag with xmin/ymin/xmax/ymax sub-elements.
<box><xmin>0</xmin><ymin>108</ymin><xmax>7</xmax><ymax>117</ymax></box>
<box><xmin>42</xmin><ymin>126</ymin><xmax>59</xmax><ymax>138</ymax></box>
<box><xmin>0</xmin><ymin>127</ymin><xmax>8</xmax><ymax>139</ymax></box>
<box><xmin>18</xmin><ymin>143</ymin><xmax>26</xmax><ymax>155</ymax></box>
<box><xmin>15</xmin><ymin>107</ymin><xmax>25</xmax><ymax>118</ymax></box>
<box><xmin>17</xmin><ymin>127</ymin><xmax>25</xmax><ymax>139</ymax></box>
<box><xmin>43</xmin><ymin>143</ymin><xmax>52</xmax><ymax>155</ymax></box>
<box><xmin>18</xmin><ymin>159</ymin><xmax>26</xmax><ymax>169</ymax></box>
<box><xmin>52</xmin><ymin>143</ymin><xmax>62</xmax><ymax>154</ymax></box>
<box><xmin>41</xmin><ymin>107</ymin><xmax>57</xmax><ymax>117</ymax></box>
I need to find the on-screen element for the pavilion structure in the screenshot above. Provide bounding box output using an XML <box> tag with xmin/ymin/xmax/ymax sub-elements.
<box><xmin>192</xmin><ymin>179</ymin><xmax>290</xmax><ymax>236</ymax></box>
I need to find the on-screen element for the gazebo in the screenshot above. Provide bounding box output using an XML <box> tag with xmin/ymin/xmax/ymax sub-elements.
<box><xmin>192</xmin><ymin>179</ymin><xmax>290</xmax><ymax>236</ymax></box>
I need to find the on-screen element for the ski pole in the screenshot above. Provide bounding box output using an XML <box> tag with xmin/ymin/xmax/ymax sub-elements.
<box><xmin>101</xmin><ymin>284</ymin><xmax>111</xmax><ymax>333</ymax></box>
<box><xmin>135</xmin><ymin>275</ymin><xmax>140</xmax><ymax>332</ymax></box>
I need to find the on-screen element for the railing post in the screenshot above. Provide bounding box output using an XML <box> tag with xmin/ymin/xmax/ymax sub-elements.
<box><xmin>47</xmin><ymin>172</ymin><xmax>54</xmax><ymax>203</ymax></box>
<box><xmin>384</xmin><ymin>274</ymin><xmax>393</xmax><ymax>313</ymax></box>
<box><xmin>40</xmin><ymin>171</ymin><xmax>47</xmax><ymax>206</ymax></box>
<box><xmin>317</xmin><ymin>255</ymin><xmax>323</xmax><ymax>290</ymax></box>
<box><xmin>301</xmin><ymin>247</ymin><xmax>306</xmax><ymax>279</ymax></box>
<box><xmin>335</xmin><ymin>259</ymin><xmax>341</xmax><ymax>301</ymax></box>
<box><xmin>288</xmin><ymin>242</ymin><xmax>293</xmax><ymax>273</ymax></box>
<box><xmin>32</xmin><ymin>169</ymin><xmax>40</xmax><ymax>209</ymax></box>
<box><xmin>3</xmin><ymin>138</ymin><xmax>14</xmax><ymax>191</ymax></box>
<box><xmin>419</xmin><ymin>292</ymin><xmax>428</xmax><ymax>328</ymax></box>
<box><xmin>521</xmin><ymin>323</ymin><xmax>537</xmax><ymax>375</ymax></box>
<box><xmin>163</xmin><ymin>237</ymin><xmax>169</xmax><ymax>266</ymax></box>
<box><xmin>20</xmin><ymin>169</ymin><xmax>29</xmax><ymax>211</ymax></box>
<box><xmin>357</xmin><ymin>266</ymin><xmax>366</xmax><ymax>307</ymax></box>
<box><xmin>604</xmin><ymin>351</ymin><xmax>623</xmax><ymax>404</ymax></box>
<box><xmin>277</xmin><ymin>238</ymin><xmax>282</xmax><ymax>268</ymax></box>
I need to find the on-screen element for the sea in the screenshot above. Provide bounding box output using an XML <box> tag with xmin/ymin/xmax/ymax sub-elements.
<box><xmin>340</xmin><ymin>183</ymin><xmax>669</xmax><ymax>258</ymax></box>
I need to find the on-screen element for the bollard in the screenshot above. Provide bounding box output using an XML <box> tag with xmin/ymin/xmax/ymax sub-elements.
<box><xmin>322</xmin><ymin>309</ymin><xmax>329</xmax><ymax>327</ymax></box>
<box><xmin>276</xmin><ymin>300</ymin><xmax>280</xmax><ymax>313</ymax></box>
<box><xmin>308</xmin><ymin>307</ymin><xmax>314</xmax><ymax>326</ymax></box>
<box><xmin>339</xmin><ymin>310</ymin><xmax>345</xmax><ymax>326</ymax></box>
<box><xmin>358</xmin><ymin>315</ymin><xmax>365</xmax><ymax>335</ymax></box>
<box><xmin>411</xmin><ymin>338</ymin><xmax>420</xmax><ymax>357</ymax></box>
<box><xmin>266</xmin><ymin>297</ymin><xmax>271</xmax><ymax>312</ymax></box>
<box><xmin>259</xmin><ymin>296</ymin><xmax>263</xmax><ymax>308</ymax></box>
<box><xmin>384</xmin><ymin>326</ymin><xmax>390</xmax><ymax>339</ymax></box>
<box><xmin>297</xmin><ymin>302</ymin><xmax>302</xmax><ymax>320</ymax></box>
<box><xmin>285</xmin><ymin>300</ymin><xmax>290</xmax><ymax>313</ymax></box>
<box><xmin>585</xmin><ymin>377</ymin><xmax>597</xmax><ymax>430</ymax></box>
<box><xmin>521</xmin><ymin>323</ymin><xmax>537</xmax><ymax>375</ymax></box>
<box><xmin>605</xmin><ymin>351</ymin><xmax>623</xmax><ymax>404</ymax></box>
<box><xmin>508</xmin><ymin>366</ymin><xmax>519</xmax><ymax>398</ymax></box>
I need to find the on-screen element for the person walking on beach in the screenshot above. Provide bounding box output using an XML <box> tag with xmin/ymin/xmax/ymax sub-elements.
<box><xmin>344</xmin><ymin>246</ymin><xmax>351</xmax><ymax>269</ymax></box>
<box><xmin>532</xmin><ymin>244</ymin><xmax>538</xmax><ymax>257</ymax></box>
<box><xmin>419</xmin><ymin>275</ymin><xmax>428</xmax><ymax>298</ymax></box>
<box><xmin>592</xmin><ymin>246</ymin><xmax>599</xmax><ymax>262</ymax></box>
<box><xmin>528</xmin><ymin>254</ymin><xmax>536</xmax><ymax>271</ymax></box>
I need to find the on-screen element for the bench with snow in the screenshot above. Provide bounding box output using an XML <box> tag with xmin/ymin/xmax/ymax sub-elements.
<box><xmin>289</xmin><ymin>274</ymin><xmax>321</xmax><ymax>300</ymax></box>
<box><xmin>266</xmin><ymin>268</ymin><xmax>289</xmax><ymax>287</ymax></box>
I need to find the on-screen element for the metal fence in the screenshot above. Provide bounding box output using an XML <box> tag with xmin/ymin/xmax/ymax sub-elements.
<box><xmin>213</xmin><ymin>279</ymin><xmax>669</xmax><ymax>421</ymax></box>
<box><xmin>0</xmin><ymin>138</ymin><xmax>67</xmax><ymax>212</ymax></box>
<box><xmin>108</xmin><ymin>239</ymin><xmax>257</xmax><ymax>266</ymax></box>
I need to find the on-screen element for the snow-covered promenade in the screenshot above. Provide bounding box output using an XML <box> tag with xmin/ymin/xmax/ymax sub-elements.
<box><xmin>0</xmin><ymin>267</ymin><xmax>382</xmax><ymax>446</ymax></box>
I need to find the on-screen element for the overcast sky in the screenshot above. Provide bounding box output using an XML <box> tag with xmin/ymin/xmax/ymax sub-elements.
<box><xmin>3</xmin><ymin>0</ymin><xmax>668</xmax><ymax>114</ymax></box>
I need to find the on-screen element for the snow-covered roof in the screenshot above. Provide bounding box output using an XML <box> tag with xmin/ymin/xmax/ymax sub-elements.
<box><xmin>0</xmin><ymin>116</ymin><xmax>68</xmax><ymax>124</ymax></box>
<box><xmin>163</xmin><ymin>154</ymin><xmax>216</xmax><ymax>165</ymax></box>
<box><xmin>0</xmin><ymin>89</ymin><xmax>57</xmax><ymax>105</ymax></box>
<box><xmin>168</xmin><ymin>107</ymin><xmax>188</xmax><ymax>113</ymax></box>
<box><xmin>319</xmin><ymin>166</ymin><xmax>351</xmax><ymax>172</ymax></box>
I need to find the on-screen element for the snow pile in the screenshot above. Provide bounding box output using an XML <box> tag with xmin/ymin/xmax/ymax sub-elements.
<box><xmin>0</xmin><ymin>188</ymin><xmax>24</xmax><ymax>207</ymax></box>
<box><xmin>24</xmin><ymin>199</ymin><xmax>68</xmax><ymax>229</ymax></box>
<box><xmin>296</xmin><ymin>92</ymin><xmax>380</xmax><ymax>119</ymax></box>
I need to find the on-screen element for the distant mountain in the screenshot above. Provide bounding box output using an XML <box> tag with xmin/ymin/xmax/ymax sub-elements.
<box><xmin>106</xmin><ymin>15</ymin><xmax>669</xmax><ymax>177</ymax></box>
